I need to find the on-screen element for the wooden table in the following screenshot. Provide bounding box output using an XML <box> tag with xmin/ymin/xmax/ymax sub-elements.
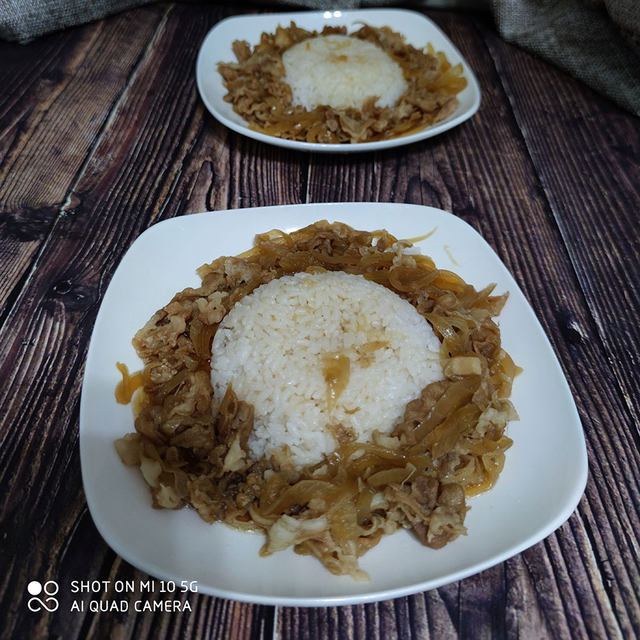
<box><xmin>1</xmin><ymin>3</ymin><xmax>638</xmax><ymax>638</ymax></box>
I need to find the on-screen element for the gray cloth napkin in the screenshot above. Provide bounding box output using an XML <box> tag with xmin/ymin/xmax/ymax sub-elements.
<box><xmin>493</xmin><ymin>0</ymin><xmax>640</xmax><ymax>116</ymax></box>
<box><xmin>0</xmin><ymin>0</ymin><xmax>153</xmax><ymax>43</ymax></box>
<box><xmin>1</xmin><ymin>0</ymin><xmax>638</xmax><ymax>116</ymax></box>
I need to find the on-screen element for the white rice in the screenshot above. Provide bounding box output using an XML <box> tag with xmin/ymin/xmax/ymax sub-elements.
<box><xmin>282</xmin><ymin>35</ymin><xmax>408</xmax><ymax>111</ymax></box>
<box><xmin>211</xmin><ymin>271</ymin><xmax>443</xmax><ymax>467</ymax></box>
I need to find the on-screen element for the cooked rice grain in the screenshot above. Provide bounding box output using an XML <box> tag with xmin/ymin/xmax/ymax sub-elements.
<box><xmin>282</xmin><ymin>35</ymin><xmax>407</xmax><ymax>110</ymax></box>
<box><xmin>210</xmin><ymin>271</ymin><xmax>443</xmax><ymax>465</ymax></box>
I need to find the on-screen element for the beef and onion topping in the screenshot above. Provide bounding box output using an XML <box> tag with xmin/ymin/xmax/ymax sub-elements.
<box><xmin>115</xmin><ymin>221</ymin><xmax>519</xmax><ymax>579</ymax></box>
<box><xmin>217</xmin><ymin>24</ymin><xmax>467</xmax><ymax>144</ymax></box>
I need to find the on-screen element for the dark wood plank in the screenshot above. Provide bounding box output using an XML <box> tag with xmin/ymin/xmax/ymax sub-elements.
<box><xmin>0</xmin><ymin>5</ymin><xmax>280</xmax><ymax>639</ymax></box>
<box><xmin>278</xmin><ymin>589</ymin><xmax>461</xmax><ymax>639</ymax></box>
<box><xmin>476</xmin><ymin>19</ymin><xmax>640</xmax><ymax>638</ymax></box>
<box><xmin>0</xmin><ymin>6</ymin><xmax>166</xmax><ymax>319</ymax></box>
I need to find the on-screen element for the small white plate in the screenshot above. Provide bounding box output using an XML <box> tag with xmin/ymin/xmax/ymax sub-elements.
<box><xmin>195</xmin><ymin>9</ymin><xmax>481</xmax><ymax>153</ymax></box>
<box><xmin>80</xmin><ymin>203</ymin><xmax>587</xmax><ymax>606</ymax></box>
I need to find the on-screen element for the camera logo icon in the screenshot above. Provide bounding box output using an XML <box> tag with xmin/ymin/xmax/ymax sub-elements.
<box><xmin>27</xmin><ymin>580</ymin><xmax>59</xmax><ymax>612</ymax></box>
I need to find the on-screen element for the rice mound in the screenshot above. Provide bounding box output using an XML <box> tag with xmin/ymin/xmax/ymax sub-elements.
<box><xmin>210</xmin><ymin>271</ymin><xmax>443</xmax><ymax>466</ymax></box>
<box><xmin>282</xmin><ymin>35</ymin><xmax>408</xmax><ymax>111</ymax></box>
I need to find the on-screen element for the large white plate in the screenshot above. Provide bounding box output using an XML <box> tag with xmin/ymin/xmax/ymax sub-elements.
<box><xmin>195</xmin><ymin>9</ymin><xmax>481</xmax><ymax>153</ymax></box>
<box><xmin>80</xmin><ymin>203</ymin><xmax>587</xmax><ymax>606</ymax></box>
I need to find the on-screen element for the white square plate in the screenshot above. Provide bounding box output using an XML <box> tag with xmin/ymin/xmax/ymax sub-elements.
<box><xmin>80</xmin><ymin>203</ymin><xmax>587</xmax><ymax>606</ymax></box>
<box><xmin>195</xmin><ymin>9</ymin><xmax>481</xmax><ymax>152</ymax></box>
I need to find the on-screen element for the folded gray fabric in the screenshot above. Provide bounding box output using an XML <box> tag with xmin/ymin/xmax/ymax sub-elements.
<box><xmin>1</xmin><ymin>0</ymin><xmax>638</xmax><ymax>116</ymax></box>
<box><xmin>493</xmin><ymin>0</ymin><xmax>640</xmax><ymax>115</ymax></box>
<box><xmin>0</xmin><ymin>0</ymin><xmax>153</xmax><ymax>43</ymax></box>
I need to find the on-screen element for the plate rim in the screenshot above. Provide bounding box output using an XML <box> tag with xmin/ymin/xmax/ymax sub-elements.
<box><xmin>195</xmin><ymin>9</ymin><xmax>481</xmax><ymax>153</ymax></box>
<box><xmin>80</xmin><ymin>203</ymin><xmax>588</xmax><ymax>606</ymax></box>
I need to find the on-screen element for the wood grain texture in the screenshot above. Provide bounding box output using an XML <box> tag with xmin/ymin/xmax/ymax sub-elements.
<box><xmin>475</xmin><ymin>20</ymin><xmax>640</xmax><ymax>638</ymax></box>
<box><xmin>0</xmin><ymin>6</ymin><xmax>166</xmax><ymax>321</ymax></box>
<box><xmin>0</xmin><ymin>4</ymin><xmax>638</xmax><ymax>640</ymax></box>
<box><xmin>0</xmin><ymin>5</ymin><xmax>275</xmax><ymax>639</ymax></box>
